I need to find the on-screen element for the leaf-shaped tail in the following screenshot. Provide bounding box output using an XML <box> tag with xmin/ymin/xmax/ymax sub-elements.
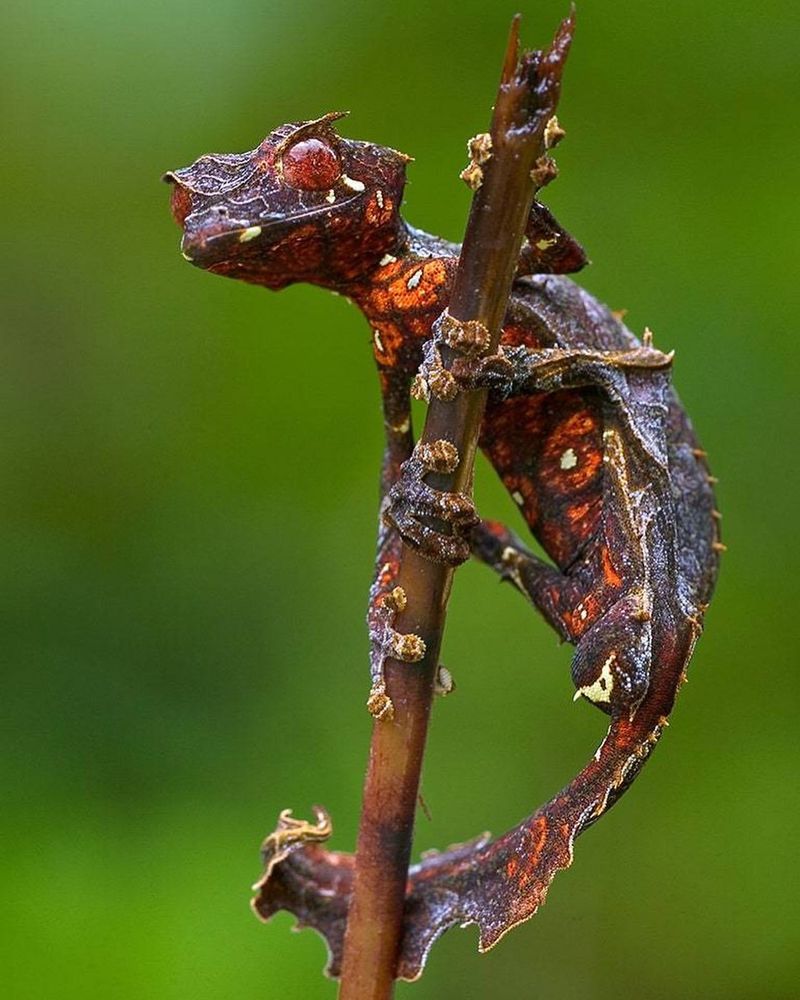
<box><xmin>396</xmin><ymin>712</ymin><xmax>666</xmax><ymax>978</ymax></box>
<box><xmin>251</xmin><ymin>807</ymin><xmax>353</xmax><ymax>978</ymax></box>
<box><xmin>251</xmin><ymin>711</ymin><xmax>667</xmax><ymax>981</ymax></box>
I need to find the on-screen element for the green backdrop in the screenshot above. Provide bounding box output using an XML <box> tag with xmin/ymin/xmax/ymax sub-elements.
<box><xmin>3</xmin><ymin>1</ymin><xmax>798</xmax><ymax>997</ymax></box>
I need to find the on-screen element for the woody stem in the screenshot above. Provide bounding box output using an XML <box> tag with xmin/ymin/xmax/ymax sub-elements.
<box><xmin>338</xmin><ymin>11</ymin><xmax>575</xmax><ymax>999</ymax></box>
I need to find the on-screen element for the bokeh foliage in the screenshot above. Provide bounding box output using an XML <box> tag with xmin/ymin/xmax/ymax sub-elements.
<box><xmin>2</xmin><ymin>1</ymin><xmax>798</xmax><ymax>997</ymax></box>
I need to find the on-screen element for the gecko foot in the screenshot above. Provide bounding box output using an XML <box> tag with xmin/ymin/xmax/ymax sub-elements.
<box><xmin>449</xmin><ymin>348</ymin><xmax>515</xmax><ymax>394</ymax></box>
<box><xmin>383</xmin><ymin>441</ymin><xmax>479</xmax><ymax>565</ymax></box>
<box><xmin>411</xmin><ymin>341</ymin><xmax>458</xmax><ymax>402</ymax></box>
<box><xmin>411</xmin><ymin>311</ymin><xmax>495</xmax><ymax>402</ymax></box>
<box><xmin>367</xmin><ymin>586</ymin><xmax>427</xmax><ymax>721</ymax></box>
<box><xmin>434</xmin><ymin>309</ymin><xmax>491</xmax><ymax>356</ymax></box>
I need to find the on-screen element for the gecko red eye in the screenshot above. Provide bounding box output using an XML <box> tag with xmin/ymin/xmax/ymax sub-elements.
<box><xmin>282</xmin><ymin>138</ymin><xmax>342</xmax><ymax>191</ymax></box>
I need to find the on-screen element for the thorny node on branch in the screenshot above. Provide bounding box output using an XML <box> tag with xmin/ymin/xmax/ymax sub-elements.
<box><xmin>166</xmin><ymin>5</ymin><xmax>720</xmax><ymax>983</ymax></box>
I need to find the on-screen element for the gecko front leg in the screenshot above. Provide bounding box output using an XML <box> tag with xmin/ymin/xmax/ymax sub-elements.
<box><xmin>383</xmin><ymin>438</ymin><xmax>479</xmax><ymax>566</ymax></box>
<box><xmin>367</xmin><ymin>384</ymin><xmax>454</xmax><ymax>720</ymax></box>
<box><xmin>383</xmin><ymin>309</ymin><xmax>489</xmax><ymax>565</ymax></box>
<box><xmin>411</xmin><ymin>308</ymin><xmax>492</xmax><ymax>404</ymax></box>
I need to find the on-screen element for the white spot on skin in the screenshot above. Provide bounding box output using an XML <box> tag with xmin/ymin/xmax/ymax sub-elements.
<box><xmin>406</xmin><ymin>268</ymin><xmax>423</xmax><ymax>290</ymax></box>
<box><xmin>560</xmin><ymin>447</ymin><xmax>578</xmax><ymax>470</ymax></box>
<box><xmin>342</xmin><ymin>175</ymin><xmax>365</xmax><ymax>192</ymax></box>
<box><xmin>375</xmin><ymin>189</ymin><xmax>384</xmax><ymax>208</ymax></box>
<box><xmin>238</xmin><ymin>226</ymin><xmax>262</xmax><ymax>243</ymax></box>
<box><xmin>390</xmin><ymin>417</ymin><xmax>410</xmax><ymax>434</ymax></box>
<box><xmin>576</xmin><ymin>653</ymin><xmax>616</xmax><ymax>705</ymax></box>
<box><xmin>373</xmin><ymin>329</ymin><xmax>384</xmax><ymax>353</ymax></box>
<box><xmin>511</xmin><ymin>491</ymin><xmax>524</xmax><ymax>506</ymax></box>
<box><xmin>536</xmin><ymin>236</ymin><xmax>558</xmax><ymax>250</ymax></box>
<box><xmin>379</xmin><ymin>254</ymin><xmax>397</xmax><ymax>266</ymax></box>
<box><xmin>325</xmin><ymin>189</ymin><xmax>336</xmax><ymax>204</ymax></box>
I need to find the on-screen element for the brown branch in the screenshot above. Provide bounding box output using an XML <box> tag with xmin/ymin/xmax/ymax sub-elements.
<box><xmin>338</xmin><ymin>11</ymin><xmax>575</xmax><ymax>999</ymax></box>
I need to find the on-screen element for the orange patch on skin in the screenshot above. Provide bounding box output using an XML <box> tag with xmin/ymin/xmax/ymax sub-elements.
<box><xmin>566</xmin><ymin>500</ymin><xmax>592</xmax><ymax>525</ymax></box>
<box><xmin>364</xmin><ymin>195</ymin><xmax>394</xmax><ymax>226</ymax></box>
<box><xmin>384</xmin><ymin>260</ymin><xmax>449</xmax><ymax>315</ymax></box>
<box><xmin>537</xmin><ymin>498</ymin><xmax>600</xmax><ymax>563</ymax></box>
<box><xmin>486</xmin><ymin>522</ymin><xmax>509</xmax><ymax>542</ymax></box>
<box><xmin>540</xmin><ymin>409</ymin><xmax>603</xmax><ymax>494</ymax></box>
<box><xmin>374</xmin><ymin>557</ymin><xmax>400</xmax><ymax>595</ymax></box>
<box><xmin>482</xmin><ymin>395</ymin><xmax>553</xmax><ymax>474</ymax></box>
<box><xmin>411</xmin><ymin>261</ymin><xmax>449</xmax><ymax>311</ymax></box>
<box><xmin>601</xmin><ymin>545</ymin><xmax>622</xmax><ymax>589</ymax></box>
<box><xmin>387</xmin><ymin>271</ymin><xmax>415</xmax><ymax>302</ymax></box>
<box><xmin>610</xmin><ymin>716</ymin><xmax>637</xmax><ymax>745</ymax></box>
<box><xmin>359</xmin><ymin>261</ymin><xmax>404</xmax><ymax>314</ymax></box>
<box><xmin>562</xmin><ymin>592</ymin><xmax>601</xmax><ymax>636</ymax></box>
<box><xmin>500</xmin><ymin>324</ymin><xmax>545</xmax><ymax>350</ymax></box>
<box><xmin>556</xmin><ymin>409</ymin><xmax>597</xmax><ymax>438</ymax></box>
<box><xmin>358</xmin><ymin>259</ymin><xmax>452</xmax><ymax>341</ymax></box>
<box><xmin>517</xmin><ymin>818</ymin><xmax>549</xmax><ymax>887</ymax></box>
<box><xmin>372</xmin><ymin>321</ymin><xmax>405</xmax><ymax>367</ymax></box>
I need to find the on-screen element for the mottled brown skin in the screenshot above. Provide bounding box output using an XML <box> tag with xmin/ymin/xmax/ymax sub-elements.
<box><xmin>167</xmin><ymin>115</ymin><xmax>720</xmax><ymax>977</ymax></box>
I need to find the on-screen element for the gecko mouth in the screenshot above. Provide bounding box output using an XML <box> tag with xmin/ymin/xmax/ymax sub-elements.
<box><xmin>178</xmin><ymin>196</ymin><xmax>363</xmax><ymax>264</ymax></box>
<box><xmin>180</xmin><ymin>220</ymin><xmax>267</xmax><ymax>263</ymax></box>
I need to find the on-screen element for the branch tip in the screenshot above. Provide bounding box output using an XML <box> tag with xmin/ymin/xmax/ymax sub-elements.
<box><xmin>502</xmin><ymin>15</ymin><xmax>522</xmax><ymax>84</ymax></box>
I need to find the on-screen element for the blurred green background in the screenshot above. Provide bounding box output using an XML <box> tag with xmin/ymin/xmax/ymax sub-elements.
<box><xmin>2</xmin><ymin>0</ymin><xmax>798</xmax><ymax>997</ymax></box>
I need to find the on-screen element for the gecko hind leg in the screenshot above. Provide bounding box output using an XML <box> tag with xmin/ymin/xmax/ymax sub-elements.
<box><xmin>473</xmin><ymin>519</ymin><xmax>652</xmax><ymax>717</ymax></box>
<box><xmin>471</xmin><ymin>520</ymin><xmax>584</xmax><ymax>643</ymax></box>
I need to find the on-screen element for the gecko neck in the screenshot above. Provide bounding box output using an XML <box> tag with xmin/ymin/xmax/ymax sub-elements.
<box><xmin>344</xmin><ymin>221</ymin><xmax>460</xmax><ymax>329</ymax></box>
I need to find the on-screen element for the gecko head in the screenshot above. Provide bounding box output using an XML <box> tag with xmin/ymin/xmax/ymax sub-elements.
<box><xmin>164</xmin><ymin>113</ymin><xmax>411</xmax><ymax>290</ymax></box>
<box><xmin>571</xmin><ymin>592</ymin><xmax>652</xmax><ymax>718</ymax></box>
